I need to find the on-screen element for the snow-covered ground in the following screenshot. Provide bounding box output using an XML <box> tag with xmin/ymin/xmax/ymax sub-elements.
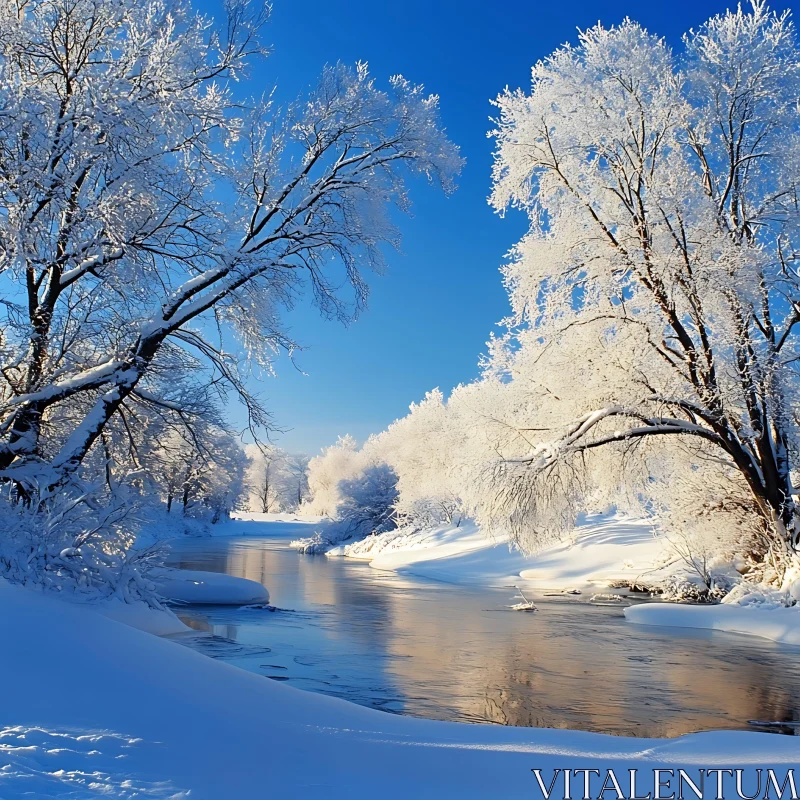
<box><xmin>339</xmin><ymin>515</ymin><xmax>674</xmax><ymax>591</ymax></box>
<box><xmin>81</xmin><ymin>595</ymin><xmax>190</xmax><ymax>636</ymax></box>
<box><xmin>626</xmin><ymin>601</ymin><xmax>800</xmax><ymax>646</ymax></box>
<box><xmin>2</xmin><ymin>577</ymin><xmax>798</xmax><ymax>800</ymax></box>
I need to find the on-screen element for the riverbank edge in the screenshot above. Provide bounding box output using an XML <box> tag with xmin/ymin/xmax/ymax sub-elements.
<box><xmin>332</xmin><ymin>517</ymin><xmax>800</xmax><ymax>648</ymax></box>
<box><xmin>334</xmin><ymin>515</ymin><xmax>677</xmax><ymax>592</ymax></box>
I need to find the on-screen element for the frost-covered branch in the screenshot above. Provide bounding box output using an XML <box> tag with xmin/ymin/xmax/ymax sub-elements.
<box><xmin>0</xmin><ymin>0</ymin><xmax>461</xmax><ymax>494</ymax></box>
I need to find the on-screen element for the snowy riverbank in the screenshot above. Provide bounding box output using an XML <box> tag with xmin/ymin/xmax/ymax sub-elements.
<box><xmin>136</xmin><ymin>510</ymin><xmax>323</xmax><ymax>544</ymax></box>
<box><xmin>626</xmin><ymin>602</ymin><xmax>800</xmax><ymax>646</ymax></box>
<box><xmin>0</xmin><ymin>566</ymin><xmax>270</xmax><ymax>638</ymax></box>
<box><xmin>336</xmin><ymin>515</ymin><xmax>675</xmax><ymax>591</ymax></box>
<box><xmin>2</xmin><ymin>577</ymin><xmax>798</xmax><ymax>800</ymax></box>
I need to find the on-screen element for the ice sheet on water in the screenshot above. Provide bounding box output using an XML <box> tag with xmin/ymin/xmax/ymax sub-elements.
<box><xmin>168</xmin><ymin>632</ymin><xmax>273</xmax><ymax>660</ymax></box>
<box><xmin>241</xmin><ymin>603</ymin><xmax>296</xmax><ymax>612</ymax></box>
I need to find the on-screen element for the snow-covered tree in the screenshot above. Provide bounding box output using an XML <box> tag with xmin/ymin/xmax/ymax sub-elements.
<box><xmin>0</xmin><ymin>0</ymin><xmax>462</xmax><ymax>505</ymax></box>
<box><xmin>243</xmin><ymin>444</ymin><xmax>308</xmax><ymax>512</ymax></box>
<box><xmin>334</xmin><ymin>463</ymin><xmax>398</xmax><ymax>538</ymax></box>
<box><xmin>480</xmin><ymin>2</ymin><xmax>800</xmax><ymax>576</ymax></box>
<box><xmin>378</xmin><ymin>389</ymin><xmax>464</xmax><ymax>526</ymax></box>
<box><xmin>303</xmin><ymin>381</ymin><xmax>527</xmax><ymax>536</ymax></box>
<box><xmin>296</xmin><ymin>433</ymin><xmax>398</xmax><ymax>550</ymax></box>
<box><xmin>142</xmin><ymin>423</ymin><xmax>245</xmax><ymax>521</ymax></box>
<box><xmin>0</xmin><ymin>0</ymin><xmax>459</xmax><ymax>600</ymax></box>
<box><xmin>316</xmin><ymin>3</ymin><xmax>800</xmax><ymax>586</ymax></box>
<box><xmin>198</xmin><ymin>431</ymin><xmax>246</xmax><ymax>523</ymax></box>
<box><xmin>303</xmin><ymin>435</ymin><xmax>364</xmax><ymax>518</ymax></box>
<box><xmin>245</xmin><ymin>445</ymin><xmax>285</xmax><ymax>513</ymax></box>
<box><xmin>284</xmin><ymin>452</ymin><xmax>311</xmax><ymax>509</ymax></box>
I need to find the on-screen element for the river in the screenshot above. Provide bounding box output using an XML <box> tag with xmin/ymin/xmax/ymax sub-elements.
<box><xmin>165</xmin><ymin>522</ymin><xmax>800</xmax><ymax>738</ymax></box>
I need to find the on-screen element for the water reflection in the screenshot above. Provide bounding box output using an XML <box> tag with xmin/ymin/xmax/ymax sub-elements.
<box><xmin>166</xmin><ymin>534</ymin><xmax>800</xmax><ymax>737</ymax></box>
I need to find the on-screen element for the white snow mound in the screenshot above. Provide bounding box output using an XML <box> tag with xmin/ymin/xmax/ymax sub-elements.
<box><xmin>153</xmin><ymin>568</ymin><xmax>270</xmax><ymax>605</ymax></box>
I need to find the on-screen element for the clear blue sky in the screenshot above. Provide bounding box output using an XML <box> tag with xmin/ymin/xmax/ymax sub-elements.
<box><xmin>197</xmin><ymin>0</ymin><xmax>793</xmax><ymax>455</ymax></box>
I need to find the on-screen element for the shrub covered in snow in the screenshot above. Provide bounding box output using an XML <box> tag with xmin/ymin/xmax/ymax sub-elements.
<box><xmin>334</xmin><ymin>464</ymin><xmax>399</xmax><ymax>537</ymax></box>
<box><xmin>721</xmin><ymin>566</ymin><xmax>800</xmax><ymax>609</ymax></box>
<box><xmin>0</xmin><ymin>487</ymin><xmax>166</xmax><ymax>608</ymax></box>
<box><xmin>294</xmin><ymin>462</ymin><xmax>398</xmax><ymax>553</ymax></box>
<box><xmin>659</xmin><ymin>575</ymin><xmax>733</xmax><ymax>604</ymax></box>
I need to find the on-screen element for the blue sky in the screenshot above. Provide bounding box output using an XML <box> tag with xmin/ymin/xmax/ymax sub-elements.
<box><xmin>197</xmin><ymin>0</ymin><xmax>792</xmax><ymax>455</ymax></box>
